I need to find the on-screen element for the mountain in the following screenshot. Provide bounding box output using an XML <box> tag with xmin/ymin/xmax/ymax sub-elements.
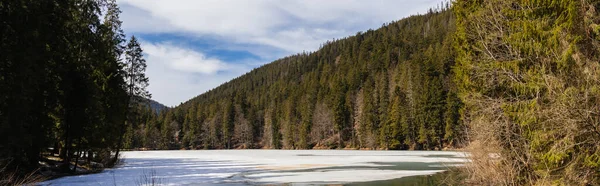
<box><xmin>143</xmin><ymin>98</ymin><xmax>169</xmax><ymax>113</ymax></box>
<box><xmin>127</xmin><ymin>5</ymin><xmax>463</xmax><ymax>151</ymax></box>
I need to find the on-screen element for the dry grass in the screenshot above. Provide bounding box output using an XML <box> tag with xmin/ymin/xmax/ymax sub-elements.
<box><xmin>0</xmin><ymin>165</ymin><xmax>46</xmax><ymax>186</ymax></box>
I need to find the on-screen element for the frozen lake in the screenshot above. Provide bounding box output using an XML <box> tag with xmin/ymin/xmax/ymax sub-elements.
<box><xmin>40</xmin><ymin>150</ymin><xmax>467</xmax><ymax>185</ymax></box>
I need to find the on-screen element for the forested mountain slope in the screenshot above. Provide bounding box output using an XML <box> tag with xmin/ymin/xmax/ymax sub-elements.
<box><xmin>127</xmin><ymin>5</ymin><xmax>465</xmax><ymax>150</ymax></box>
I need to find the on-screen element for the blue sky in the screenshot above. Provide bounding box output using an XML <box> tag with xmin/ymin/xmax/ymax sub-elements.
<box><xmin>118</xmin><ymin>0</ymin><xmax>446</xmax><ymax>107</ymax></box>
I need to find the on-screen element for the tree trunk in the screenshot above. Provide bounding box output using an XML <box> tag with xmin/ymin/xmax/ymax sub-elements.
<box><xmin>113</xmin><ymin>131</ymin><xmax>123</xmax><ymax>166</ymax></box>
<box><xmin>87</xmin><ymin>150</ymin><xmax>93</xmax><ymax>165</ymax></box>
<box><xmin>72</xmin><ymin>139</ymin><xmax>81</xmax><ymax>172</ymax></box>
<box><xmin>62</xmin><ymin>121</ymin><xmax>72</xmax><ymax>172</ymax></box>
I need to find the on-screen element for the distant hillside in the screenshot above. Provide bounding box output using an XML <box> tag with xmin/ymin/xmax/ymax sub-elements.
<box><xmin>143</xmin><ymin>98</ymin><xmax>169</xmax><ymax>113</ymax></box>
<box><xmin>126</xmin><ymin>5</ymin><xmax>464</xmax><ymax>151</ymax></box>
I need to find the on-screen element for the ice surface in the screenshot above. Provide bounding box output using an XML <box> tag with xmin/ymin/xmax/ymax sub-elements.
<box><xmin>247</xmin><ymin>169</ymin><xmax>444</xmax><ymax>183</ymax></box>
<box><xmin>39</xmin><ymin>150</ymin><xmax>468</xmax><ymax>185</ymax></box>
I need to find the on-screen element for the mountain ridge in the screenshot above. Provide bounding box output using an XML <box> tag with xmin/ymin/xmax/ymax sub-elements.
<box><xmin>127</xmin><ymin>5</ymin><xmax>464</xmax><ymax>151</ymax></box>
<box><xmin>143</xmin><ymin>97</ymin><xmax>169</xmax><ymax>113</ymax></box>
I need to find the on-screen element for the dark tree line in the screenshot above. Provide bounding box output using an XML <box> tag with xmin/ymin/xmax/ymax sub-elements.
<box><xmin>0</xmin><ymin>0</ymin><xmax>149</xmax><ymax>178</ymax></box>
<box><xmin>126</xmin><ymin>4</ymin><xmax>466</xmax><ymax>151</ymax></box>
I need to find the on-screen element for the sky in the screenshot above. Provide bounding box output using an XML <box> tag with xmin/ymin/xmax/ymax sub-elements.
<box><xmin>118</xmin><ymin>0</ymin><xmax>446</xmax><ymax>107</ymax></box>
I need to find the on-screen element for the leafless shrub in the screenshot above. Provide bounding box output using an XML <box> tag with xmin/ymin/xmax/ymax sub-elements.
<box><xmin>135</xmin><ymin>169</ymin><xmax>164</xmax><ymax>186</ymax></box>
<box><xmin>310</xmin><ymin>103</ymin><xmax>335</xmax><ymax>146</ymax></box>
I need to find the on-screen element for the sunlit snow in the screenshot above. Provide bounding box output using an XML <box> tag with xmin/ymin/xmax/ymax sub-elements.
<box><xmin>40</xmin><ymin>150</ymin><xmax>467</xmax><ymax>185</ymax></box>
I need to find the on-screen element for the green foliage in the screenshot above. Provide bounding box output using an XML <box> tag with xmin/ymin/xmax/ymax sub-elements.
<box><xmin>454</xmin><ymin>0</ymin><xmax>600</xmax><ymax>184</ymax></box>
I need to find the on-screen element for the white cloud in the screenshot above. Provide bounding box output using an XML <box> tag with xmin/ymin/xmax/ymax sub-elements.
<box><xmin>142</xmin><ymin>42</ymin><xmax>249</xmax><ymax>106</ymax></box>
<box><xmin>142</xmin><ymin>42</ymin><xmax>227</xmax><ymax>74</ymax></box>
<box><xmin>119</xmin><ymin>0</ymin><xmax>284</xmax><ymax>37</ymax></box>
<box><xmin>119</xmin><ymin>0</ymin><xmax>445</xmax><ymax>55</ymax></box>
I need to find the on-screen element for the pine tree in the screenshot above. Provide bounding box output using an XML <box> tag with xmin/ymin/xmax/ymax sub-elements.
<box><xmin>377</xmin><ymin>73</ymin><xmax>390</xmax><ymax>147</ymax></box>
<box><xmin>115</xmin><ymin>35</ymin><xmax>150</xmax><ymax>162</ymax></box>
<box><xmin>443</xmin><ymin>92</ymin><xmax>461</xmax><ymax>146</ymax></box>
<box><xmin>222</xmin><ymin>98</ymin><xmax>234</xmax><ymax>149</ymax></box>
<box><xmin>332</xmin><ymin>76</ymin><xmax>348</xmax><ymax>148</ymax></box>
<box><xmin>270</xmin><ymin>105</ymin><xmax>282</xmax><ymax>149</ymax></box>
